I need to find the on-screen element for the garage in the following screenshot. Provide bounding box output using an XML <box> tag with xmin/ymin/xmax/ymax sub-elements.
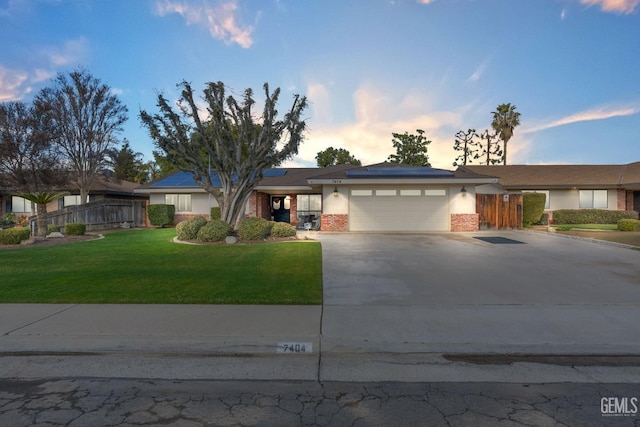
<box><xmin>349</xmin><ymin>188</ymin><xmax>449</xmax><ymax>232</ymax></box>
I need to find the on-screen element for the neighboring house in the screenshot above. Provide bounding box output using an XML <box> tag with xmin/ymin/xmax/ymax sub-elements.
<box><xmin>135</xmin><ymin>163</ymin><xmax>497</xmax><ymax>232</ymax></box>
<box><xmin>464</xmin><ymin>162</ymin><xmax>640</xmax><ymax>222</ymax></box>
<box><xmin>0</xmin><ymin>176</ymin><xmax>149</xmax><ymax>220</ymax></box>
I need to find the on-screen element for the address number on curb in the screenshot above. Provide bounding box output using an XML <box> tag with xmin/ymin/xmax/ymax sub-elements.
<box><xmin>277</xmin><ymin>342</ymin><xmax>312</xmax><ymax>354</ymax></box>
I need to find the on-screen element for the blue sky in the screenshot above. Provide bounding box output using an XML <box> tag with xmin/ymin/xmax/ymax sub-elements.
<box><xmin>1</xmin><ymin>0</ymin><xmax>638</xmax><ymax>169</ymax></box>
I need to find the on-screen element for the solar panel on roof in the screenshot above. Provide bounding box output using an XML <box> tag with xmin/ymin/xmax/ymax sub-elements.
<box><xmin>150</xmin><ymin>171</ymin><xmax>222</xmax><ymax>187</ymax></box>
<box><xmin>346</xmin><ymin>167</ymin><xmax>454</xmax><ymax>177</ymax></box>
<box><xmin>262</xmin><ymin>169</ymin><xmax>287</xmax><ymax>177</ymax></box>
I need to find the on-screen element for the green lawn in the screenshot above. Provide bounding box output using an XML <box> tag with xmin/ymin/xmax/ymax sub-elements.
<box><xmin>0</xmin><ymin>228</ymin><xmax>322</xmax><ymax>304</ymax></box>
<box><xmin>554</xmin><ymin>224</ymin><xmax>619</xmax><ymax>231</ymax></box>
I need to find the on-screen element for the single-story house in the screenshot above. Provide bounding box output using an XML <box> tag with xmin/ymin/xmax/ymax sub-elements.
<box><xmin>464</xmin><ymin>162</ymin><xmax>640</xmax><ymax>222</ymax></box>
<box><xmin>134</xmin><ymin>163</ymin><xmax>498</xmax><ymax>232</ymax></box>
<box><xmin>0</xmin><ymin>176</ymin><xmax>148</xmax><ymax>220</ymax></box>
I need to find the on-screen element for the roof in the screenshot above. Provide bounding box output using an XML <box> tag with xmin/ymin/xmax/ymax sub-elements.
<box><xmin>464</xmin><ymin>162</ymin><xmax>640</xmax><ymax>189</ymax></box>
<box><xmin>0</xmin><ymin>174</ymin><xmax>146</xmax><ymax>197</ymax></box>
<box><xmin>138</xmin><ymin>163</ymin><xmax>496</xmax><ymax>191</ymax></box>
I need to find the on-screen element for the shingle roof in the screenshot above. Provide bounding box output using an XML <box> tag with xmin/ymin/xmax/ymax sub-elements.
<box><xmin>464</xmin><ymin>162</ymin><xmax>640</xmax><ymax>188</ymax></box>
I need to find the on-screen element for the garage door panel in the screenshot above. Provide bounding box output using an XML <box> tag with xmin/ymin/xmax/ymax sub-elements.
<box><xmin>349</xmin><ymin>189</ymin><xmax>449</xmax><ymax>232</ymax></box>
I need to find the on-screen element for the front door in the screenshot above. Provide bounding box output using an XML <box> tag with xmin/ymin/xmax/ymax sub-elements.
<box><xmin>271</xmin><ymin>196</ymin><xmax>290</xmax><ymax>223</ymax></box>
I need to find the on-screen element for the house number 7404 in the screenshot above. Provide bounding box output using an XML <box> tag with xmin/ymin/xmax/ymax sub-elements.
<box><xmin>277</xmin><ymin>342</ymin><xmax>312</xmax><ymax>354</ymax></box>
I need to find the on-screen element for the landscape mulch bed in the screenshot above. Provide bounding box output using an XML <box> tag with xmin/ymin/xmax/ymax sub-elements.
<box><xmin>0</xmin><ymin>234</ymin><xmax>100</xmax><ymax>250</ymax></box>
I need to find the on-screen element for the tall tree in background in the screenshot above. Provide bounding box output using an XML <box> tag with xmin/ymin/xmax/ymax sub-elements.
<box><xmin>478</xmin><ymin>129</ymin><xmax>503</xmax><ymax>165</ymax></box>
<box><xmin>107</xmin><ymin>140</ymin><xmax>145</xmax><ymax>182</ymax></box>
<box><xmin>151</xmin><ymin>150</ymin><xmax>179</xmax><ymax>177</ymax></box>
<box><xmin>316</xmin><ymin>146</ymin><xmax>361</xmax><ymax>167</ymax></box>
<box><xmin>491</xmin><ymin>103</ymin><xmax>521</xmax><ymax>165</ymax></box>
<box><xmin>387</xmin><ymin>129</ymin><xmax>431</xmax><ymax>166</ymax></box>
<box><xmin>140</xmin><ymin>81</ymin><xmax>308</xmax><ymax>227</ymax></box>
<box><xmin>0</xmin><ymin>101</ymin><xmax>67</xmax><ymax>236</ymax></box>
<box><xmin>35</xmin><ymin>69</ymin><xmax>128</xmax><ymax>204</ymax></box>
<box><xmin>452</xmin><ymin>128</ymin><xmax>479</xmax><ymax>167</ymax></box>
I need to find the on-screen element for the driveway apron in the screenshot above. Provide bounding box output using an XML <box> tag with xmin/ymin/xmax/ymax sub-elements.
<box><xmin>316</xmin><ymin>231</ymin><xmax>640</xmax><ymax>355</ymax></box>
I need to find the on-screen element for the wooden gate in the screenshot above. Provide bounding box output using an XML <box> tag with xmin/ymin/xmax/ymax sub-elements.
<box><xmin>476</xmin><ymin>194</ymin><xmax>523</xmax><ymax>230</ymax></box>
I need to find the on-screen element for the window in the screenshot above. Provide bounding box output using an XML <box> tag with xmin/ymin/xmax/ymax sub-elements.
<box><xmin>424</xmin><ymin>189</ymin><xmax>446</xmax><ymax>196</ymax></box>
<box><xmin>375</xmin><ymin>189</ymin><xmax>397</xmax><ymax>196</ymax></box>
<box><xmin>10</xmin><ymin>196</ymin><xmax>30</xmax><ymax>213</ymax></box>
<box><xmin>579</xmin><ymin>190</ymin><xmax>608</xmax><ymax>209</ymax></box>
<box><xmin>351</xmin><ymin>189</ymin><xmax>372</xmax><ymax>196</ymax></box>
<box><xmin>400</xmin><ymin>189</ymin><xmax>421</xmax><ymax>196</ymax></box>
<box><xmin>63</xmin><ymin>195</ymin><xmax>83</xmax><ymax>207</ymax></box>
<box><xmin>297</xmin><ymin>194</ymin><xmax>322</xmax><ymax>223</ymax></box>
<box><xmin>165</xmin><ymin>194</ymin><xmax>192</xmax><ymax>212</ymax></box>
<box><xmin>531</xmin><ymin>190</ymin><xmax>550</xmax><ymax>209</ymax></box>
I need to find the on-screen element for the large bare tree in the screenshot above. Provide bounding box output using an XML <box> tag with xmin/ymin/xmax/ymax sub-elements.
<box><xmin>0</xmin><ymin>101</ymin><xmax>67</xmax><ymax>236</ymax></box>
<box><xmin>140</xmin><ymin>81</ymin><xmax>308</xmax><ymax>227</ymax></box>
<box><xmin>34</xmin><ymin>70</ymin><xmax>128</xmax><ymax>203</ymax></box>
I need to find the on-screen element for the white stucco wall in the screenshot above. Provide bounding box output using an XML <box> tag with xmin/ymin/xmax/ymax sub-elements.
<box><xmin>545</xmin><ymin>189</ymin><xmax>616</xmax><ymax>210</ymax></box>
<box><xmin>322</xmin><ymin>185</ymin><xmax>349</xmax><ymax>214</ymax></box>
<box><xmin>449</xmin><ymin>186</ymin><xmax>476</xmax><ymax>214</ymax></box>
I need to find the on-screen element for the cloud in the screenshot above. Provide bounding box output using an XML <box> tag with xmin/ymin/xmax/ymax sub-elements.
<box><xmin>560</xmin><ymin>7</ymin><xmax>568</xmax><ymax>19</ymax></box>
<box><xmin>580</xmin><ymin>0</ymin><xmax>640</xmax><ymax>13</ymax></box>
<box><xmin>155</xmin><ymin>0</ymin><xmax>254</xmax><ymax>48</ymax></box>
<box><xmin>290</xmin><ymin>84</ymin><xmax>464</xmax><ymax>169</ymax></box>
<box><xmin>467</xmin><ymin>59</ymin><xmax>490</xmax><ymax>83</ymax></box>
<box><xmin>417</xmin><ymin>0</ymin><xmax>436</xmax><ymax>4</ymax></box>
<box><xmin>41</xmin><ymin>37</ymin><xmax>89</xmax><ymax>67</ymax></box>
<box><xmin>0</xmin><ymin>66</ymin><xmax>30</xmax><ymax>101</ymax></box>
<box><xmin>523</xmin><ymin>104</ymin><xmax>638</xmax><ymax>134</ymax></box>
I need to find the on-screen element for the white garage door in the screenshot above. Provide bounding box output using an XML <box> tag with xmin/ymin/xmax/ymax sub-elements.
<box><xmin>349</xmin><ymin>188</ymin><xmax>449</xmax><ymax>232</ymax></box>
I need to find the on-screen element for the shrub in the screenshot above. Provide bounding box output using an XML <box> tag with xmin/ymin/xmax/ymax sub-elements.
<box><xmin>48</xmin><ymin>224</ymin><xmax>61</xmax><ymax>233</ymax></box>
<box><xmin>270</xmin><ymin>221</ymin><xmax>297</xmax><ymax>237</ymax></box>
<box><xmin>522</xmin><ymin>193</ymin><xmax>546</xmax><ymax>226</ymax></box>
<box><xmin>0</xmin><ymin>227</ymin><xmax>31</xmax><ymax>244</ymax></box>
<box><xmin>552</xmin><ymin>209</ymin><xmax>638</xmax><ymax>225</ymax></box>
<box><xmin>1</xmin><ymin>213</ymin><xmax>16</xmax><ymax>229</ymax></box>
<box><xmin>176</xmin><ymin>216</ymin><xmax>207</xmax><ymax>240</ymax></box>
<box><xmin>148</xmin><ymin>204</ymin><xmax>175</xmax><ymax>227</ymax></box>
<box><xmin>65</xmin><ymin>223</ymin><xmax>86</xmax><ymax>236</ymax></box>
<box><xmin>197</xmin><ymin>220</ymin><xmax>233</xmax><ymax>242</ymax></box>
<box><xmin>237</xmin><ymin>217</ymin><xmax>273</xmax><ymax>240</ymax></box>
<box><xmin>210</xmin><ymin>207</ymin><xmax>221</xmax><ymax>220</ymax></box>
<box><xmin>618</xmin><ymin>219</ymin><xmax>640</xmax><ymax>231</ymax></box>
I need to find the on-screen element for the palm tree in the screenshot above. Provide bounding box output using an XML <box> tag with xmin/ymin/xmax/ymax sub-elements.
<box><xmin>491</xmin><ymin>103</ymin><xmax>521</xmax><ymax>165</ymax></box>
<box><xmin>19</xmin><ymin>192</ymin><xmax>67</xmax><ymax>238</ymax></box>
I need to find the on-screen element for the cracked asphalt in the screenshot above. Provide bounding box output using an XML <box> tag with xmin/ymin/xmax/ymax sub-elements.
<box><xmin>1</xmin><ymin>378</ymin><xmax>638</xmax><ymax>426</ymax></box>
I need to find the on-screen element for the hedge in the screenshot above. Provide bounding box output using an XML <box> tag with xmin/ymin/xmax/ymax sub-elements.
<box><xmin>210</xmin><ymin>207</ymin><xmax>221</xmax><ymax>220</ymax></box>
<box><xmin>618</xmin><ymin>219</ymin><xmax>640</xmax><ymax>231</ymax></box>
<box><xmin>270</xmin><ymin>222</ymin><xmax>297</xmax><ymax>237</ymax></box>
<box><xmin>48</xmin><ymin>224</ymin><xmax>61</xmax><ymax>233</ymax></box>
<box><xmin>65</xmin><ymin>223</ymin><xmax>86</xmax><ymax>236</ymax></box>
<box><xmin>237</xmin><ymin>217</ymin><xmax>273</xmax><ymax>240</ymax></box>
<box><xmin>522</xmin><ymin>193</ymin><xmax>546</xmax><ymax>225</ymax></box>
<box><xmin>0</xmin><ymin>227</ymin><xmax>31</xmax><ymax>245</ymax></box>
<box><xmin>552</xmin><ymin>209</ymin><xmax>638</xmax><ymax>225</ymax></box>
<box><xmin>197</xmin><ymin>220</ymin><xmax>233</xmax><ymax>242</ymax></box>
<box><xmin>148</xmin><ymin>204</ymin><xmax>175</xmax><ymax>227</ymax></box>
<box><xmin>176</xmin><ymin>216</ymin><xmax>207</xmax><ymax>240</ymax></box>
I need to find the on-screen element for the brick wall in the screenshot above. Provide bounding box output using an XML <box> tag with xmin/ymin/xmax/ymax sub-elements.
<box><xmin>321</xmin><ymin>214</ymin><xmax>348</xmax><ymax>232</ymax></box>
<box><xmin>626</xmin><ymin>190</ymin><xmax>634</xmax><ymax>211</ymax></box>
<box><xmin>450</xmin><ymin>213</ymin><xmax>479</xmax><ymax>231</ymax></box>
<box><xmin>617</xmin><ymin>189</ymin><xmax>627</xmax><ymax>210</ymax></box>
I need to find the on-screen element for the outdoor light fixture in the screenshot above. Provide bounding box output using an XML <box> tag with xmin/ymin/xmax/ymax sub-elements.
<box><xmin>333</xmin><ymin>186</ymin><xmax>339</xmax><ymax>197</ymax></box>
<box><xmin>461</xmin><ymin>186</ymin><xmax>467</xmax><ymax>193</ymax></box>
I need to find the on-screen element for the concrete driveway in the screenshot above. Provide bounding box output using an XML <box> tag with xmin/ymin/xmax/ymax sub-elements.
<box><xmin>315</xmin><ymin>231</ymin><xmax>640</xmax><ymax>359</ymax></box>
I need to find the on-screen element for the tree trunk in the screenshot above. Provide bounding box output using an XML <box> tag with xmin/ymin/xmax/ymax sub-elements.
<box><xmin>36</xmin><ymin>203</ymin><xmax>48</xmax><ymax>238</ymax></box>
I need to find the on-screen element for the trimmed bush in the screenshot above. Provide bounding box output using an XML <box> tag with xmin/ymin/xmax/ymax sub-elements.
<box><xmin>523</xmin><ymin>193</ymin><xmax>546</xmax><ymax>226</ymax></box>
<box><xmin>148</xmin><ymin>204</ymin><xmax>175</xmax><ymax>227</ymax></box>
<box><xmin>552</xmin><ymin>209</ymin><xmax>638</xmax><ymax>225</ymax></box>
<box><xmin>237</xmin><ymin>217</ymin><xmax>273</xmax><ymax>241</ymax></box>
<box><xmin>270</xmin><ymin>221</ymin><xmax>297</xmax><ymax>237</ymax></box>
<box><xmin>48</xmin><ymin>224</ymin><xmax>61</xmax><ymax>233</ymax></box>
<box><xmin>176</xmin><ymin>216</ymin><xmax>207</xmax><ymax>240</ymax></box>
<box><xmin>618</xmin><ymin>218</ymin><xmax>640</xmax><ymax>231</ymax></box>
<box><xmin>210</xmin><ymin>207</ymin><xmax>221</xmax><ymax>220</ymax></box>
<box><xmin>65</xmin><ymin>223</ymin><xmax>86</xmax><ymax>236</ymax></box>
<box><xmin>197</xmin><ymin>220</ymin><xmax>233</xmax><ymax>242</ymax></box>
<box><xmin>0</xmin><ymin>227</ymin><xmax>31</xmax><ymax>245</ymax></box>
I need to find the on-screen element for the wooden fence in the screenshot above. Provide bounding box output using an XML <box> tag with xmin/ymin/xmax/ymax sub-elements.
<box><xmin>41</xmin><ymin>199</ymin><xmax>147</xmax><ymax>232</ymax></box>
<box><xmin>476</xmin><ymin>193</ymin><xmax>523</xmax><ymax>230</ymax></box>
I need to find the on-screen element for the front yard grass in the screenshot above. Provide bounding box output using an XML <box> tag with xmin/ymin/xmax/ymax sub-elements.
<box><xmin>553</xmin><ymin>224</ymin><xmax>619</xmax><ymax>231</ymax></box>
<box><xmin>0</xmin><ymin>228</ymin><xmax>322</xmax><ymax>304</ymax></box>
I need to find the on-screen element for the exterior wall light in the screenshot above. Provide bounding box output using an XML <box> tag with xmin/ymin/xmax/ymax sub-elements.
<box><xmin>461</xmin><ymin>186</ymin><xmax>467</xmax><ymax>194</ymax></box>
<box><xmin>333</xmin><ymin>186</ymin><xmax>339</xmax><ymax>197</ymax></box>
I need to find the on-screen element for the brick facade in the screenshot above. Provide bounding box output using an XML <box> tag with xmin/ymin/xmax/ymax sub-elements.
<box><xmin>626</xmin><ymin>190</ymin><xmax>634</xmax><ymax>211</ymax></box>
<box><xmin>617</xmin><ymin>189</ymin><xmax>627</xmax><ymax>210</ymax></box>
<box><xmin>450</xmin><ymin>213</ymin><xmax>479</xmax><ymax>232</ymax></box>
<box><xmin>321</xmin><ymin>214</ymin><xmax>349</xmax><ymax>232</ymax></box>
